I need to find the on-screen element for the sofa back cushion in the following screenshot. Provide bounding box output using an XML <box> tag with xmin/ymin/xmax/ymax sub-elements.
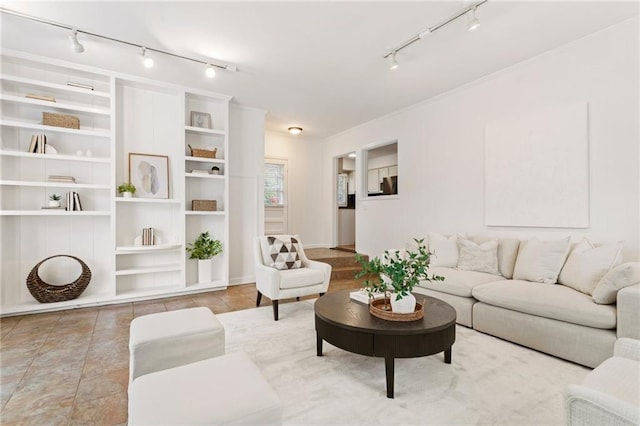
<box><xmin>558</xmin><ymin>239</ymin><xmax>622</xmax><ymax>295</ymax></box>
<box><xmin>512</xmin><ymin>237</ymin><xmax>571</xmax><ymax>284</ymax></box>
<box><xmin>427</xmin><ymin>233</ymin><xmax>458</xmax><ymax>267</ymax></box>
<box><xmin>470</xmin><ymin>236</ymin><xmax>520</xmax><ymax>278</ymax></box>
<box><xmin>456</xmin><ymin>237</ymin><xmax>500</xmax><ymax>275</ymax></box>
<box><xmin>592</xmin><ymin>262</ymin><xmax>640</xmax><ymax>304</ymax></box>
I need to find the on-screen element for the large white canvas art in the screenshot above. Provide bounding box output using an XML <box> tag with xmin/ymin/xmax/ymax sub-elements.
<box><xmin>484</xmin><ymin>102</ymin><xmax>589</xmax><ymax>228</ymax></box>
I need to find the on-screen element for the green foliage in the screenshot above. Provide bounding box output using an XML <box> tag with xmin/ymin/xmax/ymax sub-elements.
<box><xmin>117</xmin><ymin>182</ymin><xmax>136</xmax><ymax>193</ymax></box>
<box><xmin>355</xmin><ymin>238</ymin><xmax>444</xmax><ymax>302</ymax></box>
<box><xmin>48</xmin><ymin>194</ymin><xmax>61</xmax><ymax>201</ymax></box>
<box><xmin>186</xmin><ymin>232</ymin><xmax>223</xmax><ymax>260</ymax></box>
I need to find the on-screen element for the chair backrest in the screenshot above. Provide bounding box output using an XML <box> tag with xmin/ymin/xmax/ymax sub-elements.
<box><xmin>255</xmin><ymin>235</ymin><xmax>309</xmax><ymax>268</ymax></box>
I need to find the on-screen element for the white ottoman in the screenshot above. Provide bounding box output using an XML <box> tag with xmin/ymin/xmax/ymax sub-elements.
<box><xmin>129</xmin><ymin>307</ymin><xmax>225</xmax><ymax>383</ymax></box>
<box><xmin>129</xmin><ymin>351</ymin><xmax>283</xmax><ymax>425</ymax></box>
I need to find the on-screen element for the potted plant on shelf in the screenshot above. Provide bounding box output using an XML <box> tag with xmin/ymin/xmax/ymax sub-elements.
<box><xmin>117</xmin><ymin>182</ymin><xmax>136</xmax><ymax>198</ymax></box>
<box><xmin>186</xmin><ymin>232</ymin><xmax>223</xmax><ymax>284</ymax></box>
<box><xmin>355</xmin><ymin>238</ymin><xmax>444</xmax><ymax>314</ymax></box>
<box><xmin>48</xmin><ymin>194</ymin><xmax>61</xmax><ymax>208</ymax></box>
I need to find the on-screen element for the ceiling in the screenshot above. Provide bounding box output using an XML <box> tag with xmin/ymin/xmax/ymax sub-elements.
<box><xmin>1</xmin><ymin>2</ymin><xmax>638</xmax><ymax>139</ymax></box>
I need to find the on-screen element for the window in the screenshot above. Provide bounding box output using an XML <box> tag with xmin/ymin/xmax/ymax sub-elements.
<box><xmin>264</xmin><ymin>161</ymin><xmax>286</xmax><ymax>206</ymax></box>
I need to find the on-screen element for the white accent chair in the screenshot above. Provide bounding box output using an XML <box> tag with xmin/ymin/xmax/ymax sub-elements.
<box><xmin>565</xmin><ymin>338</ymin><xmax>640</xmax><ymax>426</ymax></box>
<box><xmin>254</xmin><ymin>235</ymin><xmax>331</xmax><ymax>320</ymax></box>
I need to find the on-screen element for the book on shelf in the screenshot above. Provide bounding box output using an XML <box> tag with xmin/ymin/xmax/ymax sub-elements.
<box><xmin>25</xmin><ymin>94</ymin><xmax>56</xmax><ymax>102</ymax></box>
<box><xmin>65</xmin><ymin>191</ymin><xmax>82</xmax><ymax>211</ymax></box>
<box><xmin>349</xmin><ymin>289</ymin><xmax>386</xmax><ymax>305</ymax></box>
<box><xmin>73</xmin><ymin>192</ymin><xmax>83</xmax><ymax>211</ymax></box>
<box><xmin>27</xmin><ymin>134</ymin><xmax>47</xmax><ymax>154</ymax></box>
<box><xmin>142</xmin><ymin>227</ymin><xmax>155</xmax><ymax>246</ymax></box>
<box><xmin>190</xmin><ymin>169</ymin><xmax>210</xmax><ymax>174</ymax></box>
<box><xmin>48</xmin><ymin>175</ymin><xmax>76</xmax><ymax>183</ymax></box>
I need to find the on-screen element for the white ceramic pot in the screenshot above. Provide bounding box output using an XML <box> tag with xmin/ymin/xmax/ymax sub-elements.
<box><xmin>48</xmin><ymin>200</ymin><xmax>60</xmax><ymax>207</ymax></box>
<box><xmin>198</xmin><ymin>259</ymin><xmax>213</xmax><ymax>284</ymax></box>
<box><xmin>390</xmin><ymin>292</ymin><xmax>416</xmax><ymax>314</ymax></box>
<box><xmin>122</xmin><ymin>192</ymin><xmax>133</xmax><ymax>198</ymax></box>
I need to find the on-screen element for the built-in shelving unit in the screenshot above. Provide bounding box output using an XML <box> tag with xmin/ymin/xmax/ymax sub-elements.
<box><xmin>1</xmin><ymin>49</ymin><xmax>232</xmax><ymax>316</ymax></box>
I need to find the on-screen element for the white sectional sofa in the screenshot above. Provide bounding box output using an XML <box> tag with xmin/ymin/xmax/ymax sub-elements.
<box><xmin>413</xmin><ymin>234</ymin><xmax>640</xmax><ymax>368</ymax></box>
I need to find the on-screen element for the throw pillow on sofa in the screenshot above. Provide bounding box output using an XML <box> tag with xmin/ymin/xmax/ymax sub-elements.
<box><xmin>456</xmin><ymin>237</ymin><xmax>500</xmax><ymax>275</ymax></box>
<box><xmin>592</xmin><ymin>262</ymin><xmax>640</xmax><ymax>304</ymax></box>
<box><xmin>512</xmin><ymin>237</ymin><xmax>571</xmax><ymax>284</ymax></box>
<box><xmin>558</xmin><ymin>238</ymin><xmax>622</xmax><ymax>295</ymax></box>
<box><xmin>470</xmin><ymin>236</ymin><xmax>520</xmax><ymax>278</ymax></box>
<box><xmin>427</xmin><ymin>233</ymin><xmax>458</xmax><ymax>267</ymax></box>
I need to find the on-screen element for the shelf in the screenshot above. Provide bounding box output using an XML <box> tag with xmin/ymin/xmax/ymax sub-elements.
<box><xmin>115</xmin><ymin>264</ymin><xmax>182</xmax><ymax>276</ymax></box>
<box><xmin>0</xmin><ymin>94</ymin><xmax>111</xmax><ymax>115</ymax></box>
<box><xmin>0</xmin><ymin>150</ymin><xmax>110</xmax><ymax>163</ymax></box>
<box><xmin>0</xmin><ymin>293</ymin><xmax>107</xmax><ymax>316</ymax></box>
<box><xmin>185</xmin><ymin>172</ymin><xmax>224</xmax><ymax>179</ymax></box>
<box><xmin>0</xmin><ymin>74</ymin><xmax>111</xmax><ymax>98</ymax></box>
<box><xmin>0</xmin><ymin>210</ymin><xmax>110</xmax><ymax>216</ymax></box>
<box><xmin>184</xmin><ymin>125</ymin><xmax>225</xmax><ymax>136</ymax></box>
<box><xmin>115</xmin><ymin>244</ymin><xmax>182</xmax><ymax>254</ymax></box>
<box><xmin>185</xmin><ymin>280</ymin><xmax>227</xmax><ymax>291</ymax></box>
<box><xmin>0</xmin><ymin>180</ymin><xmax>110</xmax><ymax>189</ymax></box>
<box><xmin>185</xmin><ymin>156</ymin><xmax>226</xmax><ymax>164</ymax></box>
<box><xmin>0</xmin><ymin>119</ymin><xmax>110</xmax><ymax>137</ymax></box>
<box><xmin>113</xmin><ymin>285</ymin><xmax>184</xmax><ymax>300</ymax></box>
<box><xmin>115</xmin><ymin>197</ymin><xmax>181</xmax><ymax>204</ymax></box>
<box><xmin>185</xmin><ymin>211</ymin><xmax>225</xmax><ymax>216</ymax></box>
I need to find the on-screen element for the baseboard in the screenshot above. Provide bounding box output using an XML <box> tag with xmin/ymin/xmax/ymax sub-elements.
<box><xmin>229</xmin><ymin>276</ymin><xmax>255</xmax><ymax>286</ymax></box>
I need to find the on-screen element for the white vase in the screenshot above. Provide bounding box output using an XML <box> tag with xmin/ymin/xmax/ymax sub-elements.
<box><xmin>122</xmin><ymin>192</ymin><xmax>133</xmax><ymax>198</ymax></box>
<box><xmin>48</xmin><ymin>200</ymin><xmax>60</xmax><ymax>207</ymax></box>
<box><xmin>198</xmin><ymin>259</ymin><xmax>213</xmax><ymax>284</ymax></box>
<box><xmin>390</xmin><ymin>292</ymin><xmax>416</xmax><ymax>313</ymax></box>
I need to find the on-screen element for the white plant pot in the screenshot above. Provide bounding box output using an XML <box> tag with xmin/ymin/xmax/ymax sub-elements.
<box><xmin>390</xmin><ymin>292</ymin><xmax>416</xmax><ymax>314</ymax></box>
<box><xmin>198</xmin><ymin>259</ymin><xmax>213</xmax><ymax>284</ymax></box>
<box><xmin>48</xmin><ymin>200</ymin><xmax>60</xmax><ymax>207</ymax></box>
<box><xmin>122</xmin><ymin>192</ymin><xmax>133</xmax><ymax>198</ymax></box>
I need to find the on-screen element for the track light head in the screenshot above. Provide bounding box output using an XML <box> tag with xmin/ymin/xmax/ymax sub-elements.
<box><xmin>69</xmin><ymin>30</ymin><xmax>84</xmax><ymax>53</ymax></box>
<box><xmin>467</xmin><ymin>6</ymin><xmax>480</xmax><ymax>32</ymax></box>
<box><xmin>205</xmin><ymin>64</ymin><xmax>216</xmax><ymax>78</ymax></box>
<box><xmin>389</xmin><ymin>52</ymin><xmax>399</xmax><ymax>70</ymax></box>
<box><xmin>141</xmin><ymin>47</ymin><xmax>154</xmax><ymax>68</ymax></box>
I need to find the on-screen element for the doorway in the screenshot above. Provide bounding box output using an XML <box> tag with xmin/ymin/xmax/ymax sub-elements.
<box><xmin>334</xmin><ymin>153</ymin><xmax>356</xmax><ymax>252</ymax></box>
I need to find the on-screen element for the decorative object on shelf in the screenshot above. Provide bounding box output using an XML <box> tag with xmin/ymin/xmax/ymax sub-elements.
<box><xmin>48</xmin><ymin>193</ymin><xmax>61</xmax><ymax>207</ymax></box>
<box><xmin>192</xmin><ymin>199</ymin><xmax>217</xmax><ymax>211</ymax></box>
<box><xmin>211</xmin><ymin>166</ymin><xmax>220</xmax><ymax>175</ymax></box>
<box><xmin>190</xmin><ymin>111</ymin><xmax>212</xmax><ymax>129</ymax></box>
<box><xmin>42</xmin><ymin>112</ymin><xmax>80</xmax><ymax>129</ymax></box>
<box><xmin>355</xmin><ymin>238</ymin><xmax>444</xmax><ymax>317</ymax></box>
<box><xmin>26</xmin><ymin>255</ymin><xmax>92</xmax><ymax>303</ymax></box>
<box><xmin>117</xmin><ymin>182</ymin><xmax>136</xmax><ymax>198</ymax></box>
<box><xmin>186</xmin><ymin>232</ymin><xmax>223</xmax><ymax>284</ymax></box>
<box><xmin>129</xmin><ymin>152</ymin><xmax>169</xmax><ymax>199</ymax></box>
<box><xmin>188</xmin><ymin>144</ymin><xmax>217</xmax><ymax>159</ymax></box>
<box><xmin>67</xmin><ymin>81</ymin><xmax>94</xmax><ymax>91</ymax></box>
<box><xmin>26</xmin><ymin>94</ymin><xmax>56</xmax><ymax>102</ymax></box>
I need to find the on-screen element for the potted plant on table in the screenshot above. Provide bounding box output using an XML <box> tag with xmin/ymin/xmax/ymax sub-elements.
<box><xmin>117</xmin><ymin>182</ymin><xmax>136</xmax><ymax>198</ymax></box>
<box><xmin>48</xmin><ymin>194</ymin><xmax>62</xmax><ymax>208</ymax></box>
<box><xmin>355</xmin><ymin>238</ymin><xmax>444</xmax><ymax>314</ymax></box>
<box><xmin>186</xmin><ymin>231</ymin><xmax>223</xmax><ymax>283</ymax></box>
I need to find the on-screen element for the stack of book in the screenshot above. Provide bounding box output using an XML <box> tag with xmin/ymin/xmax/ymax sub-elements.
<box><xmin>27</xmin><ymin>134</ymin><xmax>47</xmax><ymax>154</ymax></box>
<box><xmin>66</xmin><ymin>192</ymin><xmax>82</xmax><ymax>211</ymax></box>
<box><xmin>349</xmin><ymin>289</ymin><xmax>386</xmax><ymax>304</ymax></box>
<box><xmin>142</xmin><ymin>227</ymin><xmax>156</xmax><ymax>245</ymax></box>
<box><xmin>48</xmin><ymin>175</ymin><xmax>76</xmax><ymax>183</ymax></box>
<box><xmin>190</xmin><ymin>169</ymin><xmax>210</xmax><ymax>175</ymax></box>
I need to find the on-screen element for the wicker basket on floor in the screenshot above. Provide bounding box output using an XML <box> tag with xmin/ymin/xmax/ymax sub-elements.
<box><xmin>26</xmin><ymin>255</ymin><xmax>91</xmax><ymax>303</ymax></box>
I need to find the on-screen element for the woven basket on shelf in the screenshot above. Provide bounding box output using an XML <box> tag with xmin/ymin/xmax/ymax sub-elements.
<box><xmin>42</xmin><ymin>112</ymin><xmax>80</xmax><ymax>129</ymax></box>
<box><xmin>188</xmin><ymin>144</ymin><xmax>217</xmax><ymax>158</ymax></box>
<box><xmin>192</xmin><ymin>200</ymin><xmax>217</xmax><ymax>211</ymax></box>
<box><xmin>26</xmin><ymin>255</ymin><xmax>91</xmax><ymax>303</ymax></box>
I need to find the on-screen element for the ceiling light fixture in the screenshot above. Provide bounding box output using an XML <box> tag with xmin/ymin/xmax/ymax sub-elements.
<box><xmin>0</xmin><ymin>7</ymin><xmax>238</xmax><ymax>77</ymax></box>
<box><xmin>69</xmin><ymin>29</ymin><xmax>84</xmax><ymax>53</ymax></box>
<box><xmin>141</xmin><ymin>47</ymin><xmax>154</xmax><ymax>68</ymax></box>
<box><xmin>205</xmin><ymin>65</ymin><xmax>216</xmax><ymax>78</ymax></box>
<box><xmin>383</xmin><ymin>0</ymin><xmax>487</xmax><ymax>66</ymax></box>
<box><xmin>288</xmin><ymin>127</ymin><xmax>303</xmax><ymax>135</ymax></box>
<box><xmin>389</xmin><ymin>52</ymin><xmax>399</xmax><ymax>70</ymax></box>
<box><xmin>347</xmin><ymin>152</ymin><xmax>356</xmax><ymax>158</ymax></box>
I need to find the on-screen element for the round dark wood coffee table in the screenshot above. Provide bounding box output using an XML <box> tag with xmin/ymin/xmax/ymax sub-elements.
<box><xmin>314</xmin><ymin>290</ymin><xmax>456</xmax><ymax>398</ymax></box>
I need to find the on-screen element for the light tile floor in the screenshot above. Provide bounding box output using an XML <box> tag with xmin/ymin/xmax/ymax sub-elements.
<box><xmin>0</xmin><ymin>278</ymin><xmax>360</xmax><ymax>425</ymax></box>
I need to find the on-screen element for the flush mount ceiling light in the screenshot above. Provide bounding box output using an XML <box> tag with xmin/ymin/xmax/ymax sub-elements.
<box><xmin>288</xmin><ymin>127</ymin><xmax>303</xmax><ymax>135</ymax></box>
<box><xmin>0</xmin><ymin>7</ymin><xmax>239</xmax><ymax>78</ymax></box>
<box><xmin>383</xmin><ymin>0</ymin><xmax>487</xmax><ymax>68</ymax></box>
<box><xmin>69</xmin><ymin>29</ymin><xmax>84</xmax><ymax>53</ymax></box>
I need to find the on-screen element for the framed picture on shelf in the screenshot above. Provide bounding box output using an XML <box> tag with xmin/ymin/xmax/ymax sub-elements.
<box><xmin>190</xmin><ymin>111</ymin><xmax>212</xmax><ymax>129</ymax></box>
<box><xmin>129</xmin><ymin>153</ymin><xmax>170</xmax><ymax>199</ymax></box>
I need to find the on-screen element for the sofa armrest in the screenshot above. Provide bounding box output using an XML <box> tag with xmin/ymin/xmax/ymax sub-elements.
<box><xmin>255</xmin><ymin>263</ymin><xmax>282</xmax><ymax>299</ymax></box>
<box><xmin>614</xmin><ymin>338</ymin><xmax>640</xmax><ymax>361</ymax></box>
<box><xmin>617</xmin><ymin>283</ymin><xmax>640</xmax><ymax>340</ymax></box>
<box><xmin>565</xmin><ymin>384</ymin><xmax>640</xmax><ymax>426</ymax></box>
<box><xmin>304</xmin><ymin>259</ymin><xmax>332</xmax><ymax>292</ymax></box>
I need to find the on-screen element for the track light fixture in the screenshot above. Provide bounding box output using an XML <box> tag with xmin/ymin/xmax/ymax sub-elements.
<box><xmin>288</xmin><ymin>127</ymin><xmax>303</xmax><ymax>135</ymax></box>
<box><xmin>69</xmin><ymin>29</ymin><xmax>84</xmax><ymax>53</ymax></box>
<box><xmin>383</xmin><ymin>0</ymin><xmax>487</xmax><ymax>67</ymax></box>
<box><xmin>0</xmin><ymin>7</ymin><xmax>238</xmax><ymax>77</ymax></box>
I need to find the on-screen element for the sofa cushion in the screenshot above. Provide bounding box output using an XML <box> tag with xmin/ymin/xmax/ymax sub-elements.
<box><xmin>419</xmin><ymin>267</ymin><xmax>505</xmax><ymax>298</ymax></box>
<box><xmin>428</xmin><ymin>234</ymin><xmax>458</xmax><ymax>267</ymax></box>
<box><xmin>558</xmin><ymin>239</ymin><xmax>622</xmax><ymax>295</ymax></box>
<box><xmin>593</xmin><ymin>262</ymin><xmax>640</xmax><ymax>305</ymax></box>
<box><xmin>456</xmin><ymin>237</ymin><xmax>500</xmax><ymax>275</ymax></box>
<box><xmin>472</xmin><ymin>280</ymin><xmax>616</xmax><ymax>329</ymax></box>
<box><xmin>470</xmin><ymin>236</ymin><xmax>520</xmax><ymax>279</ymax></box>
<box><xmin>279</xmin><ymin>267</ymin><xmax>324</xmax><ymax>289</ymax></box>
<box><xmin>512</xmin><ymin>237</ymin><xmax>571</xmax><ymax>284</ymax></box>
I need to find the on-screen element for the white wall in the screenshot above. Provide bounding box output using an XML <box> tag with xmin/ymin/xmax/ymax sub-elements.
<box><xmin>322</xmin><ymin>18</ymin><xmax>640</xmax><ymax>260</ymax></box>
<box><xmin>265</xmin><ymin>131</ymin><xmax>325</xmax><ymax>247</ymax></box>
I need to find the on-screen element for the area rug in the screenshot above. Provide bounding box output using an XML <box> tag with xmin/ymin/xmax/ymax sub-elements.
<box><xmin>216</xmin><ymin>300</ymin><xmax>589</xmax><ymax>425</ymax></box>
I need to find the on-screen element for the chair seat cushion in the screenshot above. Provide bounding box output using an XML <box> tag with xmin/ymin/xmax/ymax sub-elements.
<box><xmin>279</xmin><ymin>267</ymin><xmax>325</xmax><ymax>289</ymax></box>
<box><xmin>582</xmin><ymin>357</ymin><xmax>640</xmax><ymax>407</ymax></box>
<box><xmin>472</xmin><ymin>280</ymin><xmax>617</xmax><ymax>329</ymax></box>
<box><xmin>418</xmin><ymin>267</ymin><xmax>505</xmax><ymax>297</ymax></box>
